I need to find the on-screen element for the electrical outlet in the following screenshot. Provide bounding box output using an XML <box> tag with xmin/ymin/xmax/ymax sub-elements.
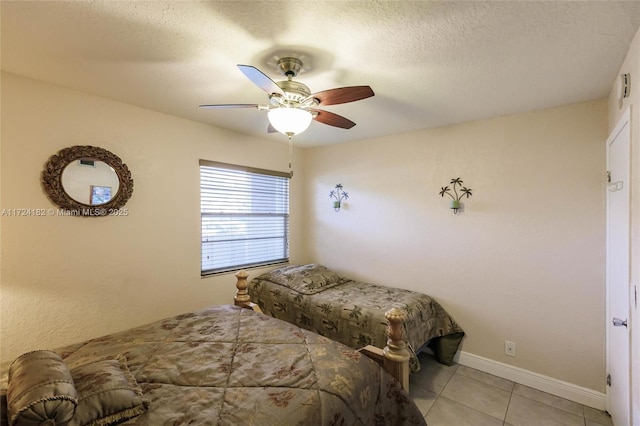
<box><xmin>505</xmin><ymin>340</ymin><xmax>516</xmax><ymax>357</ymax></box>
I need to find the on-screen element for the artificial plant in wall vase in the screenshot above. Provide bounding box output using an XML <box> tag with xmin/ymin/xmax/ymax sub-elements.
<box><xmin>329</xmin><ymin>183</ymin><xmax>349</xmax><ymax>212</ymax></box>
<box><xmin>439</xmin><ymin>177</ymin><xmax>472</xmax><ymax>214</ymax></box>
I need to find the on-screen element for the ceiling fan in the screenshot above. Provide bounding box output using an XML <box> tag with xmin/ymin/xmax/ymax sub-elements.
<box><xmin>199</xmin><ymin>57</ymin><xmax>375</xmax><ymax>137</ymax></box>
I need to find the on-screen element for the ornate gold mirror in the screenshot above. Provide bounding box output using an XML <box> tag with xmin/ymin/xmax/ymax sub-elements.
<box><xmin>42</xmin><ymin>146</ymin><xmax>134</xmax><ymax>216</ymax></box>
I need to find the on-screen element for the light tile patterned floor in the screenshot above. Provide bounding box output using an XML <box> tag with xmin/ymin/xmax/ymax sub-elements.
<box><xmin>409</xmin><ymin>353</ymin><xmax>613</xmax><ymax>426</ymax></box>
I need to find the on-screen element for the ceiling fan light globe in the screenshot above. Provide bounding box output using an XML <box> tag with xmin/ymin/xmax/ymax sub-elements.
<box><xmin>267</xmin><ymin>108</ymin><xmax>312</xmax><ymax>135</ymax></box>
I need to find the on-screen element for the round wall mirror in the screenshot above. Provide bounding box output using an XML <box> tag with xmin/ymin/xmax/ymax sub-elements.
<box><xmin>42</xmin><ymin>145</ymin><xmax>134</xmax><ymax>216</ymax></box>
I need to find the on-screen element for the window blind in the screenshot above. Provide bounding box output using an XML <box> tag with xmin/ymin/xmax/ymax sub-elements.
<box><xmin>200</xmin><ymin>160</ymin><xmax>290</xmax><ymax>275</ymax></box>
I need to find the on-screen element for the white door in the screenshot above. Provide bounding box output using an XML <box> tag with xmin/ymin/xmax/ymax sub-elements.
<box><xmin>606</xmin><ymin>108</ymin><xmax>631</xmax><ymax>426</ymax></box>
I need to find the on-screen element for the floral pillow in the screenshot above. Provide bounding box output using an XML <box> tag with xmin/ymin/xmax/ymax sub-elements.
<box><xmin>257</xmin><ymin>264</ymin><xmax>350</xmax><ymax>295</ymax></box>
<box><xmin>69</xmin><ymin>355</ymin><xmax>149</xmax><ymax>426</ymax></box>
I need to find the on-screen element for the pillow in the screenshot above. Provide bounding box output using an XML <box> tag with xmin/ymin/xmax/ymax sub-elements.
<box><xmin>258</xmin><ymin>263</ymin><xmax>349</xmax><ymax>295</ymax></box>
<box><xmin>7</xmin><ymin>350</ymin><xmax>78</xmax><ymax>426</ymax></box>
<box><xmin>70</xmin><ymin>355</ymin><xmax>148</xmax><ymax>426</ymax></box>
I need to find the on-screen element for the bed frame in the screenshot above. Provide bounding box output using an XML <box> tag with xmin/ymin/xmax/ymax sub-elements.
<box><xmin>233</xmin><ymin>270</ymin><xmax>411</xmax><ymax>391</ymax></box>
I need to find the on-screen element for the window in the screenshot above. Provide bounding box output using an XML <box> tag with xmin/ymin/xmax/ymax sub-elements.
<box><xmin>200</xmin><ymin>160</ymin><xmax>290</xmax><ymax>275</ymax></box>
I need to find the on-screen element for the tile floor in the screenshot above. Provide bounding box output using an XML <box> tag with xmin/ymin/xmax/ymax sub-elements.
<box><xmin>409</xmin><ymin>353</ymin><xmax>614</xmax><ymax>426</ymax></box>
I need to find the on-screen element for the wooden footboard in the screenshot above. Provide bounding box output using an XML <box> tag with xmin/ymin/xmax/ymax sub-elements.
<box><xmin>233</xmin><ymin>270</ymin><xmax>410</xmax><ymax>391</ymax></box>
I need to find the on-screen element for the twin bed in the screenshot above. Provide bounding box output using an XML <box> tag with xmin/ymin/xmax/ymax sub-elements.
<box><xmin>1</xmin><ymin>264</ymin><xmax>463</xmax><ymax>425</ymax></box>
<box><xmin>245</xmin><ymin>264</ymin><xmax>464</xmax><ymax>371</ymax></box>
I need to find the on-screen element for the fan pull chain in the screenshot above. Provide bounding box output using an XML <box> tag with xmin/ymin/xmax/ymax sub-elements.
<box><xmin>288</xmin><ymin>135</ymin><xmax>294</xmax><ymax>178</ymax></box>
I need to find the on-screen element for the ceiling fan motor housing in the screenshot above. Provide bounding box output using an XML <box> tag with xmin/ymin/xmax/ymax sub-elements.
<box><xmin>276</xmin><ymin>80</ymin><xmax>315</xmax><ymax>104</ymax></box>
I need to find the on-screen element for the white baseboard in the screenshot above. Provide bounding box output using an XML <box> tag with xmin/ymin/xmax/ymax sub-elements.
<box><xmin>456</xmin><ymin>351</ymin><xmax>606</xmax><ymax>410</ymax></box>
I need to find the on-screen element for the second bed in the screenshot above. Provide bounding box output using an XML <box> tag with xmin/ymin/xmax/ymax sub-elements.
<box><xmin>246</xmin><ymin>264</ymin><xmax>465</xmax><ymax>370</ymax></box>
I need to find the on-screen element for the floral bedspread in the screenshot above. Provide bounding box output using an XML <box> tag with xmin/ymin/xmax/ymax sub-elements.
<box><xmin>0</xmin><ymin>305</ymin><xmax>426</xmax><ymax>425</ymax></box>
<box><xmin>249</xmin><ymin>266</ymin><xmax>465</xmax><ymax>370</ymax></box>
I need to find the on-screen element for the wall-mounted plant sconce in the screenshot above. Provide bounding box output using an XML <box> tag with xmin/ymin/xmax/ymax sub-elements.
<box><xmin>439</xmin><ymin>177</ymin><xmax>472</xmax><ymax>214</ymax></box>
<box><xmin>329</xmin><ymin>183</ymin><xmax>349</xmax><ymax>212</ymax></box>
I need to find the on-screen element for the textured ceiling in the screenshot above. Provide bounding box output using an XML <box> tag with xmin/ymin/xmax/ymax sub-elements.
<box><xmin>2</xmin><ymin>1</ymin><xmax>640</xmax><ymax>147</ymax></box>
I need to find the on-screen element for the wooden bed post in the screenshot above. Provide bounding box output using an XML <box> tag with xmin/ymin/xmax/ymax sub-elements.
<box><xmin>234</xmin><ymin>270</ymin><xmax>262</xmax><ymax>313</ymax></box>
<box><xmin>358</xmin><ymin>308</ymin><xmax>411</xmax><ymax>392</ymax></box>
<box><xmin>234</xmin><ymin>270</ymin><xmax>250</xmax><ymax>305</ymax></box>
<box><xmin>382</xmin><ymin>308</ymin><xmax>411</xmax><ymax>391</ymax></box>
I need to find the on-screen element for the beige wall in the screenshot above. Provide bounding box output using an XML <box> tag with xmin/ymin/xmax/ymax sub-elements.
<box><xmin>0</xmin><ymin>72</ymin><xmax>306</xmax><ymax>362</ymax></box>
<box><xmin>301</xmin><ymin>100</ymin><xmax>607</xmax><ymax>392</ymax></box>
<box><xmin>608</xmin><ymin>24</ymin><xmax>640</xmax><ymax>424</ymax></box>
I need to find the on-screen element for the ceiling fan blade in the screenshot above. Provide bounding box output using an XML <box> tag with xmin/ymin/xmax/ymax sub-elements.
<box><xmin>310</xmin><ymin>86</ymin><xmax>374</xmax><ymax>106</ymax></box>
<box><xmin>237</xmin><ymin>65</ymin><xmax>285</xmax><ymax>95</ymax></box>
<box><xmin>311</xmin><ymin>109</ymin><xmax>356</xmax><ymax>129</ymax></box>
<box><xmin>199</xmin><ymin>104</ymin><xmax>259</xmax><ymax>109</ymax></box>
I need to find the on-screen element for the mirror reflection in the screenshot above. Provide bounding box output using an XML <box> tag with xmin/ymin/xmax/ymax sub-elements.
<box><xmin>61</xmin><ymin>159</ymin><xmax>120</xmax><ymax>205</ymax></box>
